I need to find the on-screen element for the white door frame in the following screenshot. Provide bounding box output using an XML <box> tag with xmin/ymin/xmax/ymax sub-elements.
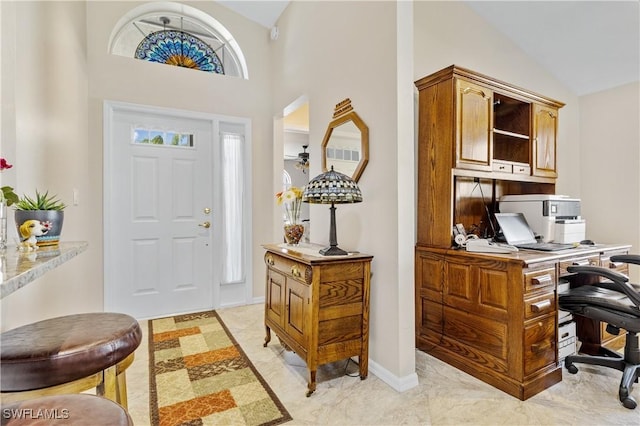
<box><xmin>103</xmin><ymin>100</ymin><xmax>252</xmax><ymax>317</ymax></box>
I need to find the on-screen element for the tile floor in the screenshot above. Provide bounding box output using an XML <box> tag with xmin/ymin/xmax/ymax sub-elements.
<box><xmin>126</xmin><ymin>303</ymin><xmax>639</xmax><ymax>425</ymax></box>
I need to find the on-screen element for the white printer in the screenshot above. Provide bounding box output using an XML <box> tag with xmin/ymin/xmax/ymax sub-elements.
<box><xmin>499</xmin><ymin>194</ymin><xmax>585</xmax><ymax>243</ymax></box>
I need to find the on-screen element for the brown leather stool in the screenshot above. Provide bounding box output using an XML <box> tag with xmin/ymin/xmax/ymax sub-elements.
<box><xmin>0</xmin><ymin>394</ymin><xmax>133</xmax><ymax>425</ymax></box>
<box><xmin>0</xmin><ymin>313</ymin><xmax>142</xmax><ymax>408</ymax></box>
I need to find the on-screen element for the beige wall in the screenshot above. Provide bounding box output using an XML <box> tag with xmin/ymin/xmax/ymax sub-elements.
<box><xmin>270</xmin><ymin>1</ymin><xmax>419</xmax><ymax>385</ymax></box>
<box><xmin>579</xmin><ymin>82</ymin><xmax>640</xmax><ymax>279</ymax></box>
<box><xmin>1</xmin><ymin>1</ymin><xmax>94</xmax><ymax>330</ymax></box>
<box><xmin>1</xmin><ymin>0</ymin><xmax>638</xmax><ymax>391</ymax></box>
<box><xmin>0</xmin><ymin>0</ymin><xmax>275</xmax><ymax>330</ymax></box>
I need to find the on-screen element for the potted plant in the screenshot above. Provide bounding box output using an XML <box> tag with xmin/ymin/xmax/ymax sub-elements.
<box><xmin>14</xmin><ymin>190</ymin><xmax>66</xmax><ymax>247</ymax></box>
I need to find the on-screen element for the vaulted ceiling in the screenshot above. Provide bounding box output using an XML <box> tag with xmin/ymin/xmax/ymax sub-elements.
<box><xmin>216</xmin><ymin>1</ymin><xmax>639</xmax><ymax>96</ymax></box>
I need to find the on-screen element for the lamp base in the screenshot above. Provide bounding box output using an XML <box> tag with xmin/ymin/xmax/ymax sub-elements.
<box><xmin>319</xmin><ymin>245</ymin><xmax>348</xmax><ymax>256</ymax></box>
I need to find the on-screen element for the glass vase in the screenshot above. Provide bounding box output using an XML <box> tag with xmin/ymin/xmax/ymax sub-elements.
<box><xmin>0</xmin><ymin>200</ymin><xmax>7</xmax><ymax>251</ymax></box>
<box><xmin>284</xmin><ymin>221</ymin><xmax>304</xmax><ymax>246</ymax></box>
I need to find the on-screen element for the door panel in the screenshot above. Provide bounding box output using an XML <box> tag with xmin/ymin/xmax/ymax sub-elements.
<box><xmin>106</xmin><ymin>105</ymin><xmax>214</xmax><ymax>318</ymax></box>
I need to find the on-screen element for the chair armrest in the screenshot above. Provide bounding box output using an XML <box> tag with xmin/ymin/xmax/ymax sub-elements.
<box><xmin>566</xmin><ymin>265</ymin><xmax>629</xmax><ymax>283</ymax></box>
<box><xmin>567</xmin><ymin>265</ymin><xmax>640</xmax><ymax>309</ymax></box>
<box><xmin>610</xmin><ymin>254</ymin><xmax>640</xmax><ymax>266</ymax></box>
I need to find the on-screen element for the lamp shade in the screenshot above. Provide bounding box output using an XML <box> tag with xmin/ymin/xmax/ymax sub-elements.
<box><xmin>302</xmin><ymin>166</ymin><xmax>362</xmax><ymax>204</ymax></box>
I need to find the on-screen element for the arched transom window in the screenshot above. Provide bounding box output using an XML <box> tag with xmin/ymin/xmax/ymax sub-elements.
<box><xmin>109</xmin><ymin>2</ymin><xmax>248</xmax><ymax>78</ymax></box>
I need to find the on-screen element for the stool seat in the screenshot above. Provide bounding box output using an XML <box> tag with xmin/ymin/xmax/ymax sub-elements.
<box><xmin>0</xmin><ymin>394</ymin><xmax>133</xmax><ymax>425</ymax></box>
<box><xmin>1</xmin><ymin>313</ymin><xmax>142</xmax><ymax>392</ymax></box>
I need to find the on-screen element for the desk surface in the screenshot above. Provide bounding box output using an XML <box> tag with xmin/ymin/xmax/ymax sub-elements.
<box><xmin>416</xmin><ymin>243</ymin><xmax>632</xmax><ymax>266</ymax></box>
<box><xmin>0</xmin><ymin>242</ymin><xmax>88</xmax><ymax>299</ymax></box>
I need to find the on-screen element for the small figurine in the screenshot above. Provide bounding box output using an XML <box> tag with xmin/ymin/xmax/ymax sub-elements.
<box><xmin>18</xmin><ymin>220</ymin><xmax>49</xmax><ymax>251</ymax></box>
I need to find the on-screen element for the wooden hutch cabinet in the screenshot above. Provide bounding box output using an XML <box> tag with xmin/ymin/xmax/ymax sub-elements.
<box><xmin>263</xmin><ymin>243</ymin><xmax>373</xmax><ymax>396</ymax></box>
<box><xmin>414</xmin><ymin>65</ymin><xmax>629</xmax><ymax>400</ymax></box>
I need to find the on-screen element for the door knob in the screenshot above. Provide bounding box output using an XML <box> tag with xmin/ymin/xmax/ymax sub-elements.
<box><xmin>198</xmin><ymin>221</ymin><xmax>211</xmax><ymax>229</ymax></box>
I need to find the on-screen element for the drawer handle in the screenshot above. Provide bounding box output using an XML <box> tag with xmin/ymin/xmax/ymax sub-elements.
<box><xmin>560</xmin><ymin>332</ymin><xmax>570</xmax><ymax>339</ymax></box>
<box><xmin>531</xmin><ymin>300</ymin><xmax>551</xmax><ymax>313</ymax></box>
<box><xmin>517</xmin><ymin>167</ymin><xmax>525</xmax><ymax>173</ymax></box>
<box><xmin>499</xmin><ymin>165</ymin><xmax>506</xmax><ymax>170</ymax></box>
<box><xmin>266</xmin><ymin>255</ymin><xmax>275</xmax><ymax>266</ymax></box>
<box><xmin>291</xmin><ymin>264</ymin><xmax>302</xmax><ymax>278</ymax></box>
<box><xmin>531</xmin><ymin>274</ymin><xmax>553</xmax><ymax>286</ymax></box>
<box><xmin>609</xmin><ymin>262</ymin><xmax>624</xmax><ymax>269</ymax></box>
<box><xmin>531</xmin><ymin>341</ymin><xmax>552</xmax><ymax>353</ymax></box>
<box><xmin>572</xmin><ymin>259</ymin><xmax>591</xmax><ymax>266</ymax></box>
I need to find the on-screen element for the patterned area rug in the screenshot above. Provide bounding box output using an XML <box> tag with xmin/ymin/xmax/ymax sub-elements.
<box><xmin>148</xmin><ymin>310</ymin><xmax>291</xmax><ymax>426</ymax></box>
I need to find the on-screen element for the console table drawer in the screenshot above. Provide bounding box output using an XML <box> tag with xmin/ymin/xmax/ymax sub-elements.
<box><xmin>524</xmin><ymin>268</ymin><xmax>556</xmax><ymax>293</ymax></box>
<box><xmin>525</xmin><ymin>292</ymin><xmax>555</xmax><ymax>320</ymax></box>
<box><xmin>601</xmin><ymin>250</ymin><xmax>630</xmax><ymax>276</ymax></box>
<box><xmin>558</xmin><ymin>255</ymin><xmax>599</xmax><ymax>276</ymax></box>
<box><xmin>264</xmin><ymin>252</ymin><xmax>310</xmax><ymax>284</ymax></box>
<box><xmin>524</xmin><ymin>315</ymin><xmax>556</xmax><ymax>376</ymax></box>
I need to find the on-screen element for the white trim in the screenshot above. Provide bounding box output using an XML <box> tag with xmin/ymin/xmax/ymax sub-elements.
<box><xmin>368</xmin><ymin>358</ymin><xmax>420</xmax><ymax>392</ymax></box>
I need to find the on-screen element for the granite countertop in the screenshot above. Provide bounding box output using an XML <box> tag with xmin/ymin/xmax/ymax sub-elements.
<box><xmin>0</xmin><ymin>242</ymin><xmax>88</xmax><ymax>299</ymax></box>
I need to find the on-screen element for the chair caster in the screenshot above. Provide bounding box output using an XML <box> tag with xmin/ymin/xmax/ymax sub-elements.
<box><xmin>621</xmin><ymin>396</ymin><xmax>637</xmax><ymax>409</ymax></box>
<box><xmin>566</xmin><ymin>364</ymin><xmax>578</xmax><ymax>374</ymax></box>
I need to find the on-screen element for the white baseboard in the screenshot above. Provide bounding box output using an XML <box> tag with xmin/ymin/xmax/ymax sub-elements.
<box><xmin>368</xmin><ymin>358</ymin><xmax>419</xmax><ymax>392</ymax></box>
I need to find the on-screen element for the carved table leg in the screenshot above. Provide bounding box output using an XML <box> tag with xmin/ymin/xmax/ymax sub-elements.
<box><xmin>359</xmin><ymin>355</ymin><xmax>369</xmax><ymax>380</ymax></box>
<box><xmin>263</xmin><ymin>325</ymin><xmax>271</xmax><ymax>347</ymax></box>
<box><xmin>306</xmin><ymin>370</ymin><xmax>317</xmax><ymax>397</ymax></box>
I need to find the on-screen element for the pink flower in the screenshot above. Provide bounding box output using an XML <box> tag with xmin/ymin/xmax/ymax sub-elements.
<box><xmin>0</xmin><ymin>157</ymin><xmax>12</xmax><ymax>171</ymax></box>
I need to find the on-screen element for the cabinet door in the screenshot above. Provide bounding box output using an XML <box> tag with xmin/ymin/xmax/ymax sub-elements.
<box><xmin>284</xmin><ymin>277</ymin><xmax>310</xmax><ymax>349</ymax></box>
<box><xmin>532</xmin><ymin>104</ymin><xmax>558</xmax><ymax>178</ymax></box>
<box><xmin>455</xmin><ymin>78</ymin><xmax>493</xmax><ymax>171</ymax></box>
<box><xmin>265</xmin><ymin>269</ymin><xmax>286</xmax><ymax>328</ymax></box>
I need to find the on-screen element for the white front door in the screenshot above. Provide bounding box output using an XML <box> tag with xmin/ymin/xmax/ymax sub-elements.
<box><xmin>104</xmin><ymin>103</ymin><xmax>216</xmax><ymax>319</ymax></box>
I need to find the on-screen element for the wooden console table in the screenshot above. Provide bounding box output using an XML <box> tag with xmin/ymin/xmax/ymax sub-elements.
<box><xmin>0</xmin><ymin>242</ymin><xmax>88</xmax><ymax>299</ymax></box>
<box><xmin>262</xmin><ymin>243</ymin><xmax>373</xmax><ymax>396</ymax></box>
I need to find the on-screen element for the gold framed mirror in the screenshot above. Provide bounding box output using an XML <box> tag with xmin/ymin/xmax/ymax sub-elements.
<box><xmin>321</xmin><ymin>99</ymin><xmax>369</xmax><ymax>182</ymax></box>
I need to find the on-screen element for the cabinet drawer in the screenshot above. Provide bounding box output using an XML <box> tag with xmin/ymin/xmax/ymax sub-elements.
<box><xmin>524</xmin><ymin>292</ymin><xmax>555</xmax><ymax>320</ymax></box>
<box><xmin>524</xmin><ymin>267</ymin><xmax>556</xmax><ymax>293</ymax></box>
<box><xmin>558</xmin><ymin>255</ymin><xmax>599</xmax><ymax>277</ymax></box>
<box><xmin>265</xmin><ymin>252</ymin><xmax>311</xmax><ymax>283</ymax></box>
<box><xmin>524</xmin><ymin>316</ymin><xmax>556</xmax><ymax>376</ymax></box>
<box><xmin>492</xmin><ymin>161</ymin><xmax>512</xmax><ymax>173</ymax></box>
<box><xmin>512</xmin><ymin>163</ymin><xmax>530</xmax><ymax>175</ymax></box>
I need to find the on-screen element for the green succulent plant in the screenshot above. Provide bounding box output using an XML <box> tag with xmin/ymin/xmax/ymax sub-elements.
<box><xmin>14</xmin><ymin>190</ymin><xmax>66</xmax><ymax>211</ymax></box>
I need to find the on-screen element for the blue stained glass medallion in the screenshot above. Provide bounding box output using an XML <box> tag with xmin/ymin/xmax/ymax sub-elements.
<box><xmin>135</xmin><ymin>30</ymin><xmax>224</xmax><ymax>74</ymax></box>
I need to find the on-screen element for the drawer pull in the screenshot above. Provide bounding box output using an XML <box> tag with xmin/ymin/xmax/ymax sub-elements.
<box><xmin>531</xmin><ymin>341</ymin><xmax>552</xmax><ymax>353</ymax></box>
<box><xmin>291</xmin><ymin>264</ymin><xmax>302</xmax><ymax>278</ymax></box>
<box><xmin>531</xmin><ymin>274</ymin><xmax>553</xmax><ymax>286</ymax></box>
<box><xmin>609</xmin><ymin>262</ymin><xmax>624</xmax><ymax>269</ymax></box>
<box><xmin>560</xmin><ymin>332</ymin><xmax>570</xmax><ymax>339</ymax></box>
<box><xmin>266</xmin><ymin>254</ymin><xmax>275</xmax><ymax>266</ymax></box>
<box><xmin>531</xmin><ymin>300</ymin><xmax>551</xmax><ymax>313</ymax></box>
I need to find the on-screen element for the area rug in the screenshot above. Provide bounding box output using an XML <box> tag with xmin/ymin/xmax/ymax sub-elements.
<box><xmin>148</xmin><ymin>310</ymin><xmax>292</xmax><ymax>426</ymax></box>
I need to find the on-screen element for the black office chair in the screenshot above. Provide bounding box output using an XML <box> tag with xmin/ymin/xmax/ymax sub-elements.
<box><xmin>559</xmin><ymin>254</ymin><xmax>640</xmax><ymax>409</ymax></box>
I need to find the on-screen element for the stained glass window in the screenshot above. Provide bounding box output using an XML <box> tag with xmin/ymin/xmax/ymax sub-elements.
<box><xmin>109</xmin><ymin>4</ymin><xmax>248</xmax><ymax>78</ymax></box>
<box><xmin>135</xmin><ymin>30</ymin><xmax>224</xmax><ymax>74</ymax></box>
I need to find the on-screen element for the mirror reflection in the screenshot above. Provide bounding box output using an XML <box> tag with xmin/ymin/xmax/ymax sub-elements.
<box><xmin>321</xmin><ymin>99</ymin><xmax>369</xmax><ymax>182</ymax></box>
